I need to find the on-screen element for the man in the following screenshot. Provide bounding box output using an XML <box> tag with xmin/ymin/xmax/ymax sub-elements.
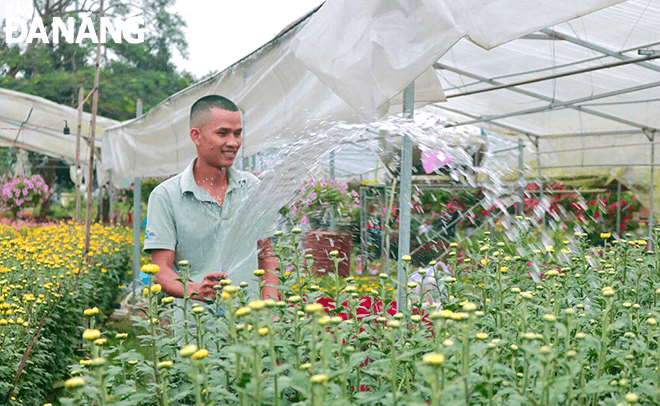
<box><xmin>144</xmin><ymin>95</ymin><xmax>278</xmax><ymax>302</ymax></box>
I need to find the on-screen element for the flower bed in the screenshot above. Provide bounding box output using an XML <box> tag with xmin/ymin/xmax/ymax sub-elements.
<box><xmin>54</xmin><ymin>221</ymin><xmax>660</xmax><ymax>405</ymax></box>
<box><xmin>0</xmin><ymin>223</ymin><xmax>133</xmax><ymax>406</ymax></box>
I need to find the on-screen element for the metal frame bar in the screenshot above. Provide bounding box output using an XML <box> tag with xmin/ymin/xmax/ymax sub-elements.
<box><xmin>536</xmin><ymin>129</ymin><xmax>645</xmax><ymax>139</ymax></box>
<box><xmin>428</xmin><ymin>103</ymin><xmax>540</xmax><ymax>138</ymax></box>
<box><xmin>541</xmin><ymin>29</ymin><xmax>660</xmax><ymax>75</ymax></box>
<box><xmin>434</xmin><ymin>64</ymin><xmax>660</xmax><ymax>132</ymax></box>
<box><xmin>532</xmin><ymin>163</ymin><xmax>660</xmax><ymax>169</ymax></box>
<box><xmin>444</xmin><ymin>82</ymin><xmax>660</xmax><ymax>131</ymax></box>
<box><xmin>536</xmin><ymin>140</ymin><xmax>660</xmax><ymax>155</ymax></box>
<box><xmin>397</xmin><ymin>82</ymin><xmax>415</xmax><ymax>312</ymax></box>
<box><xmin>444</xmin><ymin>54</ymin><xmax>660</xmax><ymax>99</ymax></box>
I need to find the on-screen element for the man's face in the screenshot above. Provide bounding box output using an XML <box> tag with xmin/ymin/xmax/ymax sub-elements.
<box><xmin>191</xmin><ymin>107</ymin><xmax>242</xmax><ymax>169</ymax></box>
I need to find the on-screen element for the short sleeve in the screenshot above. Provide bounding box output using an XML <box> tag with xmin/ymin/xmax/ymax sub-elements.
<box><xmin>143</xmin><ymin>187</ymin><xmax>177</xmax><ymax>252</ymax></box>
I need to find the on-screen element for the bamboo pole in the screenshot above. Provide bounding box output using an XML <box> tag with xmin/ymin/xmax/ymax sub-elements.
<box><xmin>75</xmin><ymin>87</ymin><xmax>84</xmax><ymax>222</ymax></box>
<box><xmin>83</xmin><ymin>0</ymin><xmax>103</xmax><ymax>259</ymax></box>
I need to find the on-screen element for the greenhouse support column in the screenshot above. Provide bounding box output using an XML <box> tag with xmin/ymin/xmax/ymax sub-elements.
<box><xmin>109</xmin><ymin>170</ymin><xmax>115</xmax><ymax>223</ymax></box>
<box><xmin>518</xmin><ymin>139</ymin><xmax>523</xmax><ymax>216</ymax></box>
<box><xmin>650</xmin><ymin>139</ymin><xmax>655</xmax><ymax>241</ymax></box>
<box><xmin>616</xmin><ymin>181</ymin><xmax>622</xmax><ymax>235</ymax></box>
<box><xmin>75</xmin><ymin>87</ymin><xmax>84</xmax><ymax>223</ymax></box>
<box><xmin>360</xmin><ymin>187</ymin><xmax>367</xmax><ymax>273</ymax></box>
<box><xmin>535</xmin><ymin>138</ymin><xmax>546</xmax><ymax>226</ymax></box>
<box><xmin>330</xmin><ymin>149</ymin><xmax>337</xmax><ymax>231</ymax></box>
<box><xmin>131</xmin><ymin>99</ymin><xmax>143</xmax><ymax>313</ymax></box>
<box><xmin>397</xmin><ymin>81</ymin><xmax>414</xmax><ymax>312</ymax></box>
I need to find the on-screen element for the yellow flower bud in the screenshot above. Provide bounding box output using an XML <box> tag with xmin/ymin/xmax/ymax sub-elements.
<box><xmin>192</xmin><ymin>349</ymin><xmax>209</xmax><ymax>360</ymax></box>
<box><xmin>304</xmin><ymin>303</ymin><xmax>324</xmax><ymax>313</ymax></box>
<box><xmin>141</xmin><ymin>264</ymin><xmax>160</xmax><ymax>274</ymax></box>
<box><xmin>310</xmin><ymin>374</ymin><xmax>329</xmax><ymax>384</ymax></box>
<box><xmin>64</xmin><ymin>377</ymin><xmax>85</xmax><ymax>389</ymax></box>
<box><xmin>234</xmin><ymin>307</ymin><xmax>252</xmax><ymax>317</ymax></box>
<box><xmin>180</xmin><ymin>344</ymin><xmax>198</xmax><ymax>357</ymax></box>
<box><xmin>249</xmin><ymin>300</ymin><xmax>266</xmax><ymax>310</ymax></box>
<box><xmin>83</xmin><ymin>307</ymin><xmax>99</xmax><ymax>316</ymax></box>
<box><xmin>157</xmin><ymin>360</ymin><xmax>173</xmax><ymax>369</ymax></box>
<box><xmin>422</xmin><ymin>353</ymin><xmax>445</xmax><ymax>366</ymax></box>
<box><xmin>82</xmin><ymin>329</ymin><xmax>101</xmax><ymax>341</ymax></box>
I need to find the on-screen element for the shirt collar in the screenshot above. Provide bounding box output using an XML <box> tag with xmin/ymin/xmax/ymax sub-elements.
<box><xmin>180</xmin><ymin>158</ymin><xmax>248</xmax><ymax>199</ymax></box>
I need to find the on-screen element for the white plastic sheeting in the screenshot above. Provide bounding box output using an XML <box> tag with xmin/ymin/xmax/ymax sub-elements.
<box><xmin>101</xmin><ymin>7</ymin><xmax>445</xmax><ymax>181</ymax></box>
<box><xmin>290</xmin><ymin>0</ymin><xmax>622</xmax><ymax>118</ymax></box>
<box><xmin>0</xmin><ymin>87</ymin><xmax>119</xmax><ymax>184</ymax></box>
<box><xmin>103</xmin><ymin>0</ymin><xmax>630</xmax><ymax>185</ymax></box>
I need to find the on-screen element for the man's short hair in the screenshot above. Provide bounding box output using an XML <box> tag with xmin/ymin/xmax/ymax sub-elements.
<box><xmin>190</xmin><ymin>95</ymin><xmax>239</xmax><ymax>128</ymax></box>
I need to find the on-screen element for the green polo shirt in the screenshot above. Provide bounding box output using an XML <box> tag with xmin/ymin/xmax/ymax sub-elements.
<box><xmin>144</xmin><ymin>159</ymin><xmax>261</xmax><ymax>292</ymax></box>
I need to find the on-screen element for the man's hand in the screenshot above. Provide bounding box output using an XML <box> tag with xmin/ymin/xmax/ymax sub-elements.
<box><xmin>189</xmin><ymin>271</ymin><xmax>227</xmax><ymax>302</ymax></box>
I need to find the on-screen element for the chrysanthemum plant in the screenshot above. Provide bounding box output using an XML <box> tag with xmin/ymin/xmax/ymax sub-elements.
<box><xmin>59</xmin><ymin>224</ymin><xmax>660</xmax><ymax>405</ymax></box>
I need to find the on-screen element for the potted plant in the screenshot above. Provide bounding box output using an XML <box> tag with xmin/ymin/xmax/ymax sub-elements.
<box><xmin>285</xmin><ymin>178</ymin><xmax>360</xmax><ymax>277</ymax></box>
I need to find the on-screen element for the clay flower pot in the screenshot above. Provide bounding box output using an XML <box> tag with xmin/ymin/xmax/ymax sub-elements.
<box><xmin>304</xmin><ymin>230</ymin><xmax>352</xmax><ymax>277</ymax></box>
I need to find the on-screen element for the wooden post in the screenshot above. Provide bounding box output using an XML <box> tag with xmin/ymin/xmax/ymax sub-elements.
<box><xmin>75</xmin><ymin>87</ymin><xmax>84</xmax><ymax>222</ymax></box>
<box><xmin>83</xmin><ymin>0</ymin><xmax>103</xmax><ymax>259</ymax></box>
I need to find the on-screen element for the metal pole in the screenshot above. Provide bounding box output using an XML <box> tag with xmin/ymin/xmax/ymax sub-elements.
<box><xmin>650</xmin><ymin>139</ymin><xmax>655</xmax><ymax>240</ymax></box>
<box><xmin>330</xmin><ymin>149</ymin><xmax>337</xmax><ymax>231</ymax></box>
<box><xmin>535</xmin><ymin>138</ymin><xmax>546</xmax><ymax>226</ymax></box>
<box><xmin>359</xmin><ymin>186</ymin><xmax>367</xmax><ymax>273</ymax></box>
<box><xmin>83</xmin><ymin>1</ymin><xmax>103</xmax><ymax>260</ymax></box>
<box><xmin>109</xmin><ymin>170</ymin><xmax>114</xmax><ymax>223</ymax></box>
<box><xmin>617</xmin><ymin>181</ymin><xmax>622</xmax><ymax>235</ymax></box>
<box><xmin>518</xmin><ymin>139</ymin><xmax>524</xmax><ymax>216</ymax></box>
<box><xmin>75</xmin><ymin>87</ymin><xmax>84</xmax><ymax>223</ymax></box>
<box><xmin>397</xmin><ymin>82</ymin><xmax>415</xmax><ymax>312</ymax></box>
<box><xmin>131</xmin><ymin>99</ymin><xmax>143</xmax><ymax>313</ymax></box>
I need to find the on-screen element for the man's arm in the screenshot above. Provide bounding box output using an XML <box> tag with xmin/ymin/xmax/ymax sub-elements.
<box><xmin>257</xmin><ymin>238</ymin><xmax>279</xmax><ymax>300</ymax></box>
<box><xmin>151</xmin><ymin>249</ymin><xmax>226</xmax><ymax>302</ymax></box>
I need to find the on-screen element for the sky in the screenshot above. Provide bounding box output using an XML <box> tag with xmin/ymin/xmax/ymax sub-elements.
<box><xmin>170</xmin><ymin>0</ymin><xmax>323</xmax><ymax>79</ymax></box>
<box><xmin>1</xmin><ymin>0</ymin><xmax>324</xmax><ymax>79</ymax></box>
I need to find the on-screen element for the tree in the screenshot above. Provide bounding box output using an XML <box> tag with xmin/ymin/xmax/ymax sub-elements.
<box><xmin>0</xmin><ymin>0</ymin><xmax>195</xmax><ymax>215</ymax></box>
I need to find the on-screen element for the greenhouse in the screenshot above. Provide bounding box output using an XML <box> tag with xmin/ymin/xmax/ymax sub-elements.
<box><xmin>2</xmin><ymin>0</ymin><xmax>660</xmax><ymax>405</ymax></box>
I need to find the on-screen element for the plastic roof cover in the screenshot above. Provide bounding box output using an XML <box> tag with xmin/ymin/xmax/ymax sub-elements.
<box><xmin>0</xmin><ymin>87</ymin><xmax>119</xmax><ymax>183</ymax></box>
<box><xmin>292</xmin><ymin>0</ymin><xmax>660</xmax><ymax>214</ymax></box>
<box><xmin>102</xmin><ymin>0</ymin><xmax>660</xmax><ymax>214</ymax></box>
<box><xmin>103</xmin><ymin>0</ymin><xmax>621</xmax><ymax>181</ymax></box>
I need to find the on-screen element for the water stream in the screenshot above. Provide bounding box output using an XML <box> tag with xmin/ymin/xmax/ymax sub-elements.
<box><xmin>216</xmin><ymin>114</ymin><xmax>529</xmax><ymax>283</ymax></box>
